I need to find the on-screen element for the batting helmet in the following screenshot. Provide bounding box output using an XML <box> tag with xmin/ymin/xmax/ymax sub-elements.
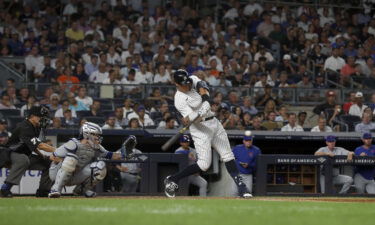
<box><xmin>173</xmin><ymin>69</ymin><xmax>192</xmax><ymax>85</ymax></box>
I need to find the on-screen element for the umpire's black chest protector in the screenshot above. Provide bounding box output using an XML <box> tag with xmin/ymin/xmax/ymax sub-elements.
<box><xmin>7</xmin><ymin>120</ymin><xmax>41</xmax><ymax>156</ymax></box>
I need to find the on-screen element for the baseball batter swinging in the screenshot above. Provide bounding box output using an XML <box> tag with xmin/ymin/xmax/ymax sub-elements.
<box><xmin>164</xmin><ymin>69</ymin><xmax>252</xmax><ymax>198</ymax></box>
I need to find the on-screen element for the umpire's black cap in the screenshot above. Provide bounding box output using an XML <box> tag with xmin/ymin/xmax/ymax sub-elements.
<box><xmin>29</xmin><ymin>106</ymin><xmax>49</xmax><ymax>118</ymax></box>
<box><xmin>173</xmin><ymin>69</ymin><xmax>192</xmax><ymax>85</ymax></box>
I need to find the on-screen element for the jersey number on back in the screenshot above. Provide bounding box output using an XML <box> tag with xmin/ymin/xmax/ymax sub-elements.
<box><xmin>31</xmin><ymin>137</ymin><xmax>41</xmax><ymax>145</ymax></box>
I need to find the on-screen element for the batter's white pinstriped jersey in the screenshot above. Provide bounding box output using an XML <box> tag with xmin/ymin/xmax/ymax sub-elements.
<box><xmin>174</xmin><ymin>75</ymin><xmax>234</xmax><ymax>171</ymax></box>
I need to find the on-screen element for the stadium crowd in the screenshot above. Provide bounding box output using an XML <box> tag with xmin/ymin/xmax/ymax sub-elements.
<box><xmin>0</xmin><ymin>0</ymin><xmax>375</xmax><ymax>137</ymax></box>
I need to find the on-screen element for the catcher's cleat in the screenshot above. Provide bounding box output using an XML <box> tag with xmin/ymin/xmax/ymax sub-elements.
<box><xmin>164</xmin><ymin>176</ymin><xmax>178</xmax><ymax>198</ymax></box>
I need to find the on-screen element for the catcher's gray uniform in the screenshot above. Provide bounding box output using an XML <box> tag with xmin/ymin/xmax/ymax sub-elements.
<box><xmin>315</xmin><ymin>146</ymin><xmax>353</xmax><ymax>194</ymax></box>
<box><xmin>49</xmin><ymin>138</ymin><xmax>112</xmax><ymax>196</ymax></box>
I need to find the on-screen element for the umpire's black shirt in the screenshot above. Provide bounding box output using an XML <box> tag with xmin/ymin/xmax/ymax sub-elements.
<box><xmin>7</xmin><ymin>120</ymin><xmax>42</xmax><ymax>156</ymax></box>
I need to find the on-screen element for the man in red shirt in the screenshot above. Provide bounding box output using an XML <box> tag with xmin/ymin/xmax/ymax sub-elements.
<box><xmin>57</xmin><ymin>67</ymin><xmax>80</xmax><ymax>92</ymax></box>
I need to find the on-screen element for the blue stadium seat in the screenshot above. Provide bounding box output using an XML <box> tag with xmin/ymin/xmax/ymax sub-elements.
<box><xmin>0</xmin><ymin>109</ymin><xmax>21</xmax><ymax>118</ymax></box>
<box><xmin>84</xmin><ymin>116</ymin><xmax>106</xmax><ymax>126</ymax></box>
<box><xmin>6</xmin><ymin>116</ymin><xmax>24</xmax><ymax>131</ymax></box>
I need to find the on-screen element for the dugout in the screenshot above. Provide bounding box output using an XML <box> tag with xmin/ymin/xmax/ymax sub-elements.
<box><xmin>42</xmin><ymin>129</ymin><xmax>371</xmax><ymax>196</ymax></box>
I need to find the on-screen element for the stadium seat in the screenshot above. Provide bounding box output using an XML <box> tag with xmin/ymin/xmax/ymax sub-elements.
<box><xmin>76</xmin><ymin>111</ymin><xmax>91</xmax><ymax>118</ymax></box>
<box><xmin>339</xmin><ymin>115</ymin><xmax>361</xmax><ymax>132</ymax></box>
<box><xmin>84</xmin><ymin>116</ymin><xmax>106</xmax><ymax>126</ymax></box>
<box><xmin>6</xmin><ymin>116</ymin><xmax>24</xmax><ymax>131</ymax></box>
<box><xmin>0</xmin><ymin>109</ymin><xmax>21</xmax><ymax>118</ymax></box>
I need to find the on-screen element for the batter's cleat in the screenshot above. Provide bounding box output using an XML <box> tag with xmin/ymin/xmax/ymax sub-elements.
<box><xmin>0</xmin><ymin>189</ymin><xmax>13</xmax><ymax>198</ymax></box>
<box><xmin>84</xmin><ymin>190</ymin><xmax>97</xmax><ymax>198</ymax></box>
<box><xmin>241</xmin><ymin>192</ymin><xmax>253</xmax><ymax>198</ymax></box>
<box><xmin>48</xmin><ymin>190</ymin><xmax>61</xmax><ymax>198</ymax></box>
<box><xmin>164</xmin><ymin>176</ymin><xmax>178</xmax><ymax>198</ymax></box>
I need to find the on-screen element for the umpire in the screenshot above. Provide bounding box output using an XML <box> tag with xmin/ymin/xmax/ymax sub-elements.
<box><xmin>0</xmin><ymin>106</ymin><xmax>55</xmax><ymax>197</ymax></box>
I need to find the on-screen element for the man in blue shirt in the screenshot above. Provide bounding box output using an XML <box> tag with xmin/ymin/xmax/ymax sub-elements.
<box><xmin>174</xmin><ymin>135</ymin><xmax>207</xmax><ymax>197</ymax></box>
<box><xmin>354</xmin><ymin>132</ymin><xmax>375</xmax><ymax>194</ymax></box>
<box><xmin>232</xmin><ymin>131</ymin><xmax>261</xmax><ymax>196</ymax></box>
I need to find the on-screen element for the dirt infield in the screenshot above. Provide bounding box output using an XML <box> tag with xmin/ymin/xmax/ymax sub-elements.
<box><xmin>15</xmin><ymin>195</ymin><xmax>375</xmax><ymax>202</ymax></box>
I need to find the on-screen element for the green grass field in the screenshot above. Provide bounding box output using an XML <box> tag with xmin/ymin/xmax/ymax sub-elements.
<box><xmin>0</xmin><ymin>197</ymin><xmax>374</xmax><ymax>225</ymax></box>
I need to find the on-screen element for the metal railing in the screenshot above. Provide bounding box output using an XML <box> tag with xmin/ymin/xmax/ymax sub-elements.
<box><xmin>23</xmin><ymin>82</ymin><xmax>373</xmax><ymax>106</ymax></box>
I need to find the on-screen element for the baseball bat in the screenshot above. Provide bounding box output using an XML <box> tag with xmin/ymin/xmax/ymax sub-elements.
<box><xmin>161</xmin><ymin>116</ymin><xmax>200</xmax><ymax>151</ymax></box>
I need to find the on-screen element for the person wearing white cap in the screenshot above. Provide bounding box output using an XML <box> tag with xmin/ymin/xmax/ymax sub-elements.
<box><xmin>349</xmin><ymin>92</ymin><xmax>368</xmax><ymax>117</ymax></box>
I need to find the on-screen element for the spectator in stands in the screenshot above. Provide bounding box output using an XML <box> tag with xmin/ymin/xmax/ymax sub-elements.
<box><xmin>57</xmin><ymin>67</ymin><xmax>80</xmax><ymax>93</ymax></box>
<box><xmin>20</xmin><ymin>95</ymin><xmax>38</xmax><ymax>117</ymax></box>
<box><xmin>278</xmin><ymin>54</ymin><xmax>296</xmax><ymax>75</ymax></box>
<box><xmin>65</xmin><ymin>21</ymin><xmax>84</xmax><ymax>41</ymax></box>
<box><xmin>314</xmin><ymin>135</ymin><xmax>354</xmax><ymax>194</ymax></box>
<box><xmin>0</xmin><ymin>94</ymin><xmax>17</xmax><ymax>110</ymax></box>
<box><xmin>186</xmin><ymin>54</ymin><xmax>204</xmax><ymax>75</ymax></box>
<box><xmin>296</xmin><ymin>73</ymin><xmax>314</xmax><ymax>101</ymax></box>
<box><xmin>102</xmin><ymin>115</ymin><xmax>122</xmax><ymax>130</ymax></box>
<box><xmin>24</xmin><ymin>46</ymin><xmax>43</xmax><ymax>80</ymax></box>
<box><xmin>84</xmin><ymin>55</ymin><xmax>99</xmax><ymax>76</ymax></box>
<box><xmin>47</xmin><ymin>93</ymin><xmax>61</xmax><ymax>112</ymax></box>
<box><xmin>369</xmin><ymin>93</ymin><xmax>375</xmax><ymax>112</ymax></box>
<box><xmin>5</xmin><ymin>87</ymin><xmax>19</xmax><ymax>105</ymax></box>
<box><xmin>75</xmin><ymin>86</ymin><xmax>93</xmax><ymax>109</ymax></box>
<box><xmin>0</xmin><ymin>119</ymin><xmax>11</xmax><ymax>137</ymax></box>
<box><xmin>343</xmin><ymin>91</ymin><xmax>356</xmax><ymax>114</ymax></box>
<box><xmin>114</xmin><ymin>107</ymin><xmax>127</xmax><ymax>127</ymax></box>
<box><xmin>51</xmin><ymin>117</ymin><xmax>62</xmax><ymax>129</ymax></box>
<box><xmin>157</xmin><ymin>117</ymin><xmax>177</xmax><ymax>130</ymax></box>
<box><xmin>313</xmin><ymin>90</ymin><xmax>337</xmax><ymax>117</ymax></box>
<box><xmin>128</xmin><ymin>118</ymin><xmax>141</xmax><ymax>129</ymax></box>
<box><xmin>297</xmin><ymin>111</ymin><xmax>307</xmax><ymax>129</ymax></box>
<box><xmin>61</xmin><ymin>109</ymin><xmax>78</xmax><ymax>128</ymax></box>
<box><xmin>128</xmin><ymin>105</ymin><xmax>154</xmax><ymax>127</ymax></box>
<box><xmin>39</xmin><ymin>87</ymin><xmax>54</xmax><ymax>105</ymax></box>
<box><xmin>262</xmin><ymin>111</ymin><xmax>280</xmax><ymax>131</ymax></box>
<box><xmin>281</xmin><ymin>113</ymin><xmax>304</xmax><ymax>132</ymax></box>
<box><xmin>241</xmin><ymin>96</ymin><xmax>258</xmax><ymax>116</ymax></box>
<box><xmin>67</xmin><ymin>93</ymin><xmax>89</xmax><ymax>112</ymax></box>
<box><xmin>17</xmin><ymin>88</ymin><xmax>30</xmax><ymax>105</ymax></box>
<box><xmin>355</xmin><ymin>112</ymin><xmax>375</xmax><ymax>133</ymax></box>
<box><xmin>89</xmin><ymin>63</ymin><xmax>109</xmax><ymax>83</ymax></box>
<box><xmin>0</xmin><ymin>132</ymin><xmax>9</xmax><ymax>145</ymax></box>
<box><xmin>349</xmin><ymin>92</ymin><xmax>368</xmax><ymax>117</ymax></box>
<box><xmin>121</xmin><ymin>69</ymin><xmax>141</xmax><ymax>96</ymax></box>
<box><xmin>323</xmin><ymin>46</ymin><xmax>345</xmax><ymax>72</ymax></box>
<box><xmin>38</xmin><ymin>55</ymin><xmax>58</xmax><ymax>83</ymax></box>
<box><xmin>122</xmin><ymin>98</ymin><xmax>134</xmax><ymax>120</ymax></box>
<box><xmin>135</xmin><ymin>63</ymin><xmax>153</xmax><ymax>84</ymax></box>
<box><xmin>226</xmin><ymin>91</ymin><xmax>240</xmax><ymax>110</ymax></box>
<box><xmin>313</xmin><ymin>73</ymin><xmax>327</xmax><ymax>89</ymax></box>
<box><xmin>340</xmin><ymin>56</ymin><xmax>357</xmax><ymax>87</ymax></box>
<box><xmin>73</xmin><ymin>63</ymin><xmax>89</xmax><ymax>82</ymax></box>
<box><xmin>255</xmin><ymin>84</ymin><xmax>279</xmax><ymax>107</ymax></box>
<box><xmin>87</xmin><ymin>100</ymin><xmax>104</xmax><ymax>117</ymax></box>
<box><xmin>275</xmin><ymin>105</ymin><xmax>289</xmax><ymax>124</ymax></box>
<box><xmin>153</xmin><ymin>64</ymin><xmax>172</xmax><ymax>84</ymax></box>
<box><xmin>311</xmin><ymin>117</ymin><xmax>333</xmax><ymax>132</ymax></box>
<box><xmin>240</xmin><ymin>112</ymin><xmax>252</xmax><ymax>129</ymax></box>
<box><xmin>54</xmin><ymin>99</ymin><xmax>77</xmax><ymax>118</ymax></box>
<box><xmin>249</xmin><ymin>116</ymin><xmax>267</xmax><ymax>131</ymax></box>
